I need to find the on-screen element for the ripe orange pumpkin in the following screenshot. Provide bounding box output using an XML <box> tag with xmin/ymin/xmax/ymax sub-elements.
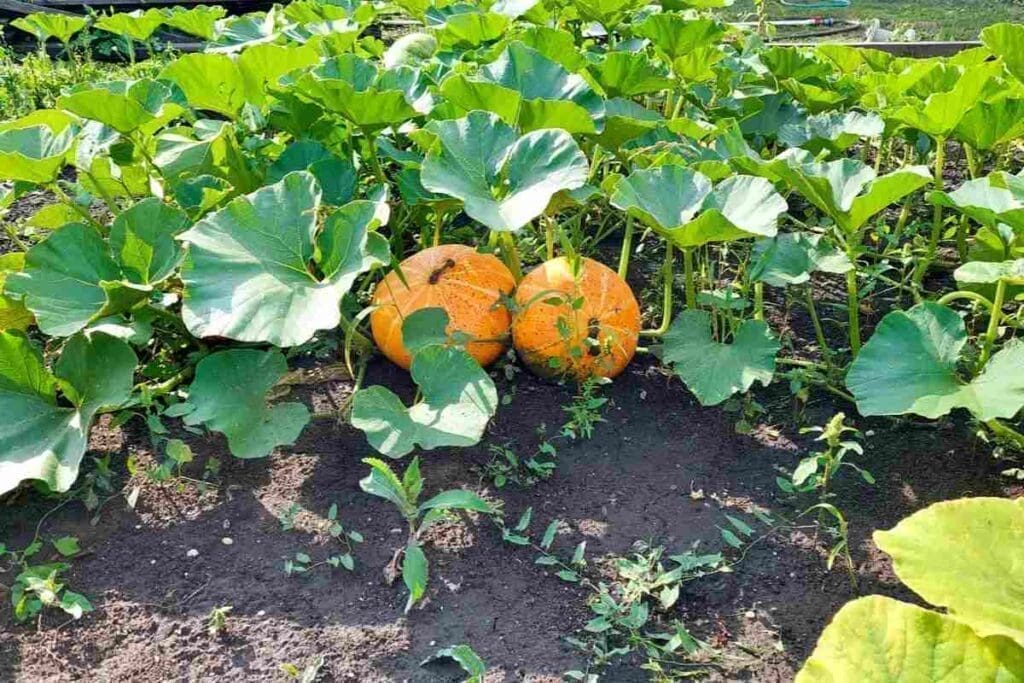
<box><xmin>513</xmin><ymin>257</ymin><xmax>641</xmax><ymax>380</ymax></box>
<box><xmin>371</xmin><ymin>244</ymin><xmax>516</xmax><ymax>369</ymax></box>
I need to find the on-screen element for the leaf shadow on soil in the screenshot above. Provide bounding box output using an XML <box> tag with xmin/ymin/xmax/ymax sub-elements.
<box><xmin>0</xmin><ymin>356</ymin><xmax>1014</xmax><ymax>682</ymax></box>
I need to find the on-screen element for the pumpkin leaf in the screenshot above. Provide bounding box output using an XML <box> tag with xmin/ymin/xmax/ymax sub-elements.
<box><xmin>0</xmin><ymin>125</ymin><xmax>74</xmax><ymax>184</ymax></box>
<box><xmin>180</xmin><ymin>349</ymin><xmax>309</xmax><ymax>459</ymax></box>
<box><xmin>178</xmin><ymin>172</ymin><xmax>387</xmax><ymax>347</ymax></box>
<box><xmin>796</xmin><ymin>596</ymin><xmax>1024</xmax><ymax>682</ymax></box>
<box><xmin>425</xmin><ymin>5</ymin><xmax>509</xmax><ymax>48</ymax></box>
<box><xmin>982</xmin><ymin>22</ymin><xmax>1024</xmax><ymax>85</ymax></box>
<box><xmin>94</xmin><ymin>9</ymin><xmax>164</xmax><ymax>42</ymax></box>
<box><xmin>0</xmin><ymin>331</ymin><xmax>136</xmax><ymax>495</ymax></box>
<box><xmin>751</xmin><ymin>233</ymin><xmax>852</xmax><ymax>287</ymax></box>
<box><xmin>634</xmin><ymin>14</ymin><xmax>725</xmax><ymax>60</ymax></box>
<box><xmin>846</xmin><ymin>302</ymin><xmax>1024</xmax><ymax>421</ymax></box>
<box><xmin>874</xmin><ymin>497</ymin><xmax>1024</xmax><ymax>646</ymax></box>
<box><xmin>58</xmin><ymin>79</ymin><xmax>186</xmax><ymax>135</ymax></box>
<box><xmin>291</xmin><ymin>55</ymin><xmax>433</xmax><ymax>129</ymax></box>
<box><xmin>658</xmin><ymin>310</ymin><xmax>779</xmax><ymax>406</ymax></box>
<box><xmin>161</xmin><ymin>5</ymin><xmax>226</xmax><ymax>41</ymax></box>
<box><xmin>931</xmin><ymin>173</ymin><xmax>1024</xmax><ymax>234</ymax></box>
<box><xmin>420</xmin><ymin>111</ymin><xmax>588</xmax><ymax>233</ymax></box>
<box><xmin>351</xmin><ymin>344</ymin><xmax>498</xmax><ymax>458</ymax></box>
<box><xmin>10</xmin><ymin>13</ymin><xmax>89</xmax><ymax>45</ymax></box>
<box><xmin>109</xmin><ymin>198</ymin><xmax>190</xmax><ymax>286</ymax></box>
<box><xmin>610</xmin><ymin>165</ymin><xmax>785</xmax><ymax>248</ymax></box>
<box><xmin>954</xmin><ymin>259</ymin><xmax>1024</xmax><ymax>285</ymax></box>
<box><xmin>267</xmin><ymin>139</ymin><xmax>357</xmax><ymax>206</ymax></box>
<box><xmin>778</xmin><ymin>110</ymin><xmax>884</xmax><ymax>154</ymax></box>
<box><xmin>4</xmin><ymin>223</ymin><xmax>150</xmax><ymax>337</ymax></box>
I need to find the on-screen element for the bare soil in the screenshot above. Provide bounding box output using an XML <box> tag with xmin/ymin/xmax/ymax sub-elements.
<box><xmin>0</xmin><ymin>351</ymin><xmax>1015</xmax><ymax>682</ymax></box>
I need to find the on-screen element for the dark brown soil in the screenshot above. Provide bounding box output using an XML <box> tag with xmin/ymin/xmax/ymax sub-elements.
<box><xmin>0</xmin><ymin>351</ymin><xmax>1015</xmax><ymax>682</ymax></box>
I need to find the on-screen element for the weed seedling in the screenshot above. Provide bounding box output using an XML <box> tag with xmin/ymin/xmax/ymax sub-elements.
<box><xmin>283</xmin><ymin>503</ymin><xmax>362</xmax><ymax>576</ymax></box>
<box><xmin>778</xmin><ymin>413</ymin><xmax>872</xmax><ymax>500</ymax></box>
<box><xmin>421</xmin><ymin>644</ymin><xmax>487</xmax><ymax>682</ymax></box>
<box><xmin>1</xmin><ymin>537</ymin><xmax>91</xmax><ymax>624</ymax></box>
<box><xmin>359</xmin><ymin>457</ymin><xmax>491</xmax><ymax>611</ymax></box>
<box><xmin>206</xmin><ymin>605</ymin><xmax>232</xmax><ymax>637</ymax></box>
<box><xmin>280</xmin><ymin>654</ymin><xmax>325</xmax><ymax>682</ymax></box>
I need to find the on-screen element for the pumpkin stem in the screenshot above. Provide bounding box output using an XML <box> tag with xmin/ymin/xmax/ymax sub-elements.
<box><xmin>428</xmin><ymin>258</ymin><xmax>457</xmax><ymax>284</ymax></box>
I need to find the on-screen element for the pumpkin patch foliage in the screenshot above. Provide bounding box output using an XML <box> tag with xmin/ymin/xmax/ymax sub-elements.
<box><xmin>2</xmin><ymin>0</ymin><xmax>1024</xmax><ymax>675</ymax></box>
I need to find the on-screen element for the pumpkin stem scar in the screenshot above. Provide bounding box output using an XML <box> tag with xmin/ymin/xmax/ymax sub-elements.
<box><xmin>428</xmin><ymin>259</ymin><xmax>457</xmax><ymax>284</ymax></box>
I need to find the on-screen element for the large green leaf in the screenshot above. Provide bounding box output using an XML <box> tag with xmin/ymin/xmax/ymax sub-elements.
<box><xmin>10</xmin><ymin>13</ymin><xmax>89</xmax><ymax>45</ymax></box>
<box><xmin>425</xmin><ymin>4</ymin><xmax>509</xmax><ymax>48</ymax></box>
<box><xmin>658</xmin><ymin>310</ymin><xmax>779</xmax><ymax>406</ymax></box>
<box><xmin>351</xmin><ymin>345</ymin><xmax>498</xmax><ymax>458</ymax></box>
<box><xmin>634</xmin><ymin>14</ymin><xmax>725</xmax><ymax>60</ymax></box>
<box><xmin>161</xmin><ymin>5</ymin><xmax>226</xmax><ymax>40</ymax></box>
<box><xmin>590</xmin><ymin>51</ymin><xmax>674</xmax><ymax>98</ymax></box>
<box><xmin>4</xmin><ymin>224</ymin><xmax>149</xmax><ymax>337</ymax></box>
<box><xmin>888</xmin><ymin>64</ymin><xmax>1003</xmax><ymax>138</ymax></box>
<box><xmin>420</xmin><ymin>111</ymin><xmax>588</xmax><ymax>233</ymax></box>
<box><xmin>737</xmin><ymin>150</ymin><xmax>932</xmax><ymax>233</ymax></box>
<box><xmin>291</xmin><ymin>55</ymin><xmax>432</xmax><ymax>129</ymax></box>
<box><xmin>572</xmin><ymin>0</ymin><xmax>646</xmax><ymax>29</ymax></box>
<box><xmin>874</xmin><ymin>497</ymin><xmax>1024</xmax><ymax>646</ymax></box>
<box><xmin>154</xmin><ymin>120</ymin><xmax>259</xmax><ymax>193</ymax></box>
<box><xmin>159</xmin><ymin>54</ymin><xmax>246</xmax><ymax>118</ymax></box>
<box><xmin>267</xmin><ymin>139</ymin><xmax>357</xmax><ymax>206</ymax></box>
<box><xmin>109</xmin><ymin>198</ymin><xmax>190</xmax><ymax>285</ymax></box>
<box><xmin>0</xmin><ymin>331</ymin><xmax>136</xmax><ymax>495</ymax></box>
<box><xmin>178</xmin><ymin>172</ymin><xmax>387</xmax><ymax>347</ymax></box>
<box><xmin>955</xmin><ymin>99</ymin><xmax>1024</xmax><ymax>152</ymax></box>
<box><xmin>778</xmin><ymin>110</ymin><xmax>884</xmax><ymax>154</ymax></box>
<box><xmin>931</xmin><ymin>173</ymin><xmax>1024</xmax><ymax>234</ymax></box>
<box><xmin>58</xmin><ymin>79</ymin><xmax>186</xmax><ymax>135</ymax></box>
<box><xmin>94</xmin><ymin>9</ymin><xmax>164</xmax><ymax>41</ymax></box>
<box><xmin>846</xmin><ymin>302</ymin><xmax>1024</xmax><ymax>420</ymax></box>
<box><xmin>0</xmin><ymin>125</ymin><xmax>74</xmax><ymax>184</ymax></box>
<box><xmin>609</xmin><ymin>165</ymin><xmax>786</xmax><ymax>248</ymax></box>
<box><xmin>751</xmin><ymin>233</ymin><xmax>852</xmax><ymax>287</ymax></box>
<box><xmin>982</xmin><ymin>23</ymin><xmax>1024</xmax><ymax>86</ymax></box>
<box><xmin>180</xmin><ymin>349</ymin><xmax>309</xmax><ymax>459</ymax></box>
<box><xmin>796</xmin><ymin>596</ymin><xmax>1024</xmax><ymax>682</ymax></box>
<box><xmin>954</xmin><ymin>259</ymin><xmax>1024</xmax><ymax>285</ymax></box>
<box><xmin>443</xmin><ymin>42</ymin><xmax>604</xmax><ymax>134</ymax></box>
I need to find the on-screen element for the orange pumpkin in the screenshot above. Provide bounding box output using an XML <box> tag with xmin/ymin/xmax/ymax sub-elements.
<box><xmin>371</xmin><ymin>244</ymin><xmax>516</xmax><ymax>369</ymax></box>
<box><xmin>513</xmin><ymin>257</ymin><xmax>641</xmax><ymax>379</ymax></box>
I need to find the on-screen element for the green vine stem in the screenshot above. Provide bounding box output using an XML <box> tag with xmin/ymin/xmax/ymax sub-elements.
<box><xmin>544</xmin><ymin>216</ymin><xmax>555</xmax><ymax>261</ymax></box>
<box><xmin>915</xmin><ymin>136</ymin><xmax>946</xmax><ymax>287</ymax></box>
<box><xmin>640</xmin><ymin>243</ymin><xmax>675</xmax><ymax>338</ymax></box>
<box><xmin>845</xmin><ymin>268</ymin><xmax>861</xmax><ymax>357</ymax></box>
<box><xmin>682</xmin><ymin>245</ymin><xmax>696</xmax><ymax>310</ymax></box>
<box><xmin>753</xmin><ymin>281</ymin><xmax>764</xmax><ymax>321</ymax></box>
<box><xmin>804</xmin><ymin>287</ymin><xmax>835</xmax><ymax>373</ymax></box>
<box><xmin>499</xmin><ymin>232</ymin><xmax>523</xmax><ymax>282</ymax></box>
<box><xmin>978</xmin><ymin>279</ymin><xmax>1007</xmax><ymax>369</ymax></box>
<box><xmin>362</xmin><ymin>130</ymin><xmax>388</xmax><ymax>186</ymax></box>
<box><xmin>432</xmin><ymin>210</ymin><xmax>444</xmax><ymax>248</ymax></box>
<box><xmin>936</xmin><ymin>289</ymin><xmax>993</xmax><ymax>311</ymax></box>
<box><xmin>985</xmin><ymin>418</ymin><xmax>1024</xmax><ymax>451</ymax></box>
<box><xmin>617</xmin><ymin>215</ymin><xmax>634</xmax><ymax>280</ymax></box>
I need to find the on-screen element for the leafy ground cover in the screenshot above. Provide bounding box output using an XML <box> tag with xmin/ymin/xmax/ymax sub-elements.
<box><xmin>1</xmin><ymin>1</ymin><xmax>1024</xmax><ymax>680</ymax></box>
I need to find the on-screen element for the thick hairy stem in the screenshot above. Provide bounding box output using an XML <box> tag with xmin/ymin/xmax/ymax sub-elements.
<box><xmin>753</xmin><ymin>281</ymin><xmax>764</xmax><ymax>321</ymax></box>
<box><xmin>432</xmin><ymin>210</ymin><xmax>444</xmax><ymax>248</ymax></box>
<box><xmin>544</xmin><ymin>217</ymin><xmax>555</xmax><ymax>261</ymax></box>
<box><xmin>363</xmin><ymin>131</ymin><xmax>387</xmax><ymax>186</ymax></box>
<box><xmin>640</xmin><ymin>243</ymin><xmax>675</xmax><ymax>337</ymax></box>
<box><xmin>845</xmin><ymin>268</ymin><xmax>861</xmax><ymax>357</ymax></box>
<box><xmin>682</xmin><ymin>246</ymin><xmax>695</xmax><ymax>310</ymax></box>
<box><xmin>617</xmin><ymin>216</ymin><xmax>634</xmax><ymax>280</ymax></box>
<box><xmin>914</xmin><ymin>137</ymin><xmax>946</xmax><ymax>287</ymax></box>
<box><xmin>978</xmin><ymin>279</ymin><xmax>1006</xmax><ymax>370</ymax></box>
<box><xmin>499</xmin><ymin>232</ymin><xmax>523</xmax><ymax>282</ymax></box>
<box><xmin>804</xmin><ymin>287</ymin><xmax>834</xmax><ymax>373</ymax></box>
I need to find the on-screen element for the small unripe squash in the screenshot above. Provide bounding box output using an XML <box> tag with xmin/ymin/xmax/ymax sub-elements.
<box><xmin>513</xmin><ymin>257</ymin><xmax>641</xmax><ymax>379</ymax></box>
<box><xmin>371</xmin><ymin>244</ymin><xmax>516</xmax><ymax>369</ymax></box>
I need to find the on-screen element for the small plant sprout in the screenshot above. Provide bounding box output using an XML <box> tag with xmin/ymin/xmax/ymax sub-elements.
<box><xmin>280</xmin><ymin>654</ymin><xmax>325</xmax><ymax>682</ymax></box>
<box><xmin>206</xmin><ymin>605</ymin><xmax>232</xmax><ymax>637</ymax></box>
<box><xmin>359</xmin><ymin>457</ymin><xmax>491</xmax><ymax>612</ymax></box>
<box><xmin>2</xmin><ymin>537</ymin><xmax>92</xmax><ymax>623</ymax></box>
<box><xmin>781</xmin><ymin>413</ymin><xmax>872</xmax><ymax>500</ymax></box>
<box><xmin>283</xmin><ymin>502</ymin><xmax>363</xmax><ymax>576</ymax></box>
